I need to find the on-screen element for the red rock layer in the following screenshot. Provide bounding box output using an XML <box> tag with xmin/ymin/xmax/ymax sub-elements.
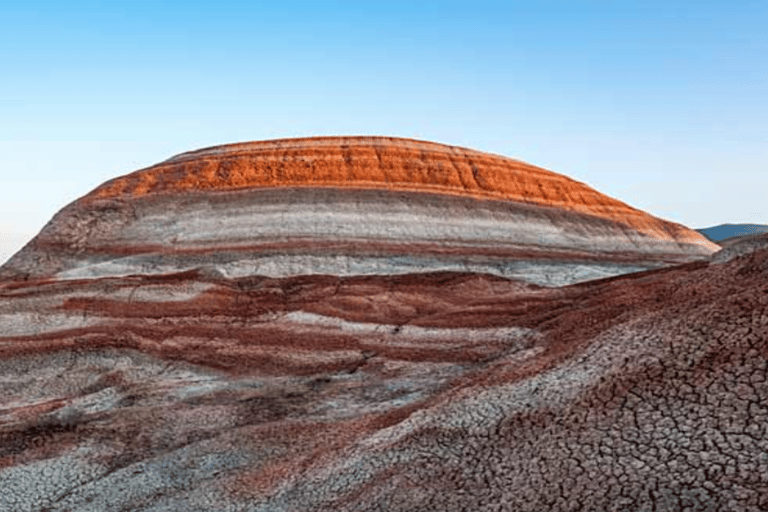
<box><xmin>85</xmin><ymin>136</ymin><xmax>715</xmax><ymax>249</ymax></box>
<box><xmin>1</xmin><ymin>246</ymin><xmax>768</xmax><ymax>510</ymax></box>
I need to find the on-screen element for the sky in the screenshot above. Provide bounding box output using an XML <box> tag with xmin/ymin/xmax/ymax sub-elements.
<box><xmin>1</xmin><ymin>0</ymin><xmax>766</xmax><ymax>264</ymax></box>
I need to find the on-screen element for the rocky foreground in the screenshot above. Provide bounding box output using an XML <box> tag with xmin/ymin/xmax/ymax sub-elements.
<box><xmin>2</xmin><ymin>137</ymin><xmax>766</xmax><ymax>511</ymax></box>
<box><xmin>2</xmin><ymin>242</ymin><xmax>768</xmax><ymax>511</ymax></box>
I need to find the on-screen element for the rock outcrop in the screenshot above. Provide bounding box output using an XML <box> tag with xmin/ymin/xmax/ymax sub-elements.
<box><xmin>0</xmin><ymin>136</ymin><xmax>717</xmax><ymax>286</ymax></box>
<box><xmin>2</xmin><ymin>245</ymin><xmax>768</xmax><ymax>510</ymax></box>
<box><xmin>4</xmin><ymin>137</ymin><xmax>765</xmax><ymax>511</ymax></box>
<box><xmin>712</xmin><ymin>232</ymin><xmax>768</xmax><ymax>263</ymax></box>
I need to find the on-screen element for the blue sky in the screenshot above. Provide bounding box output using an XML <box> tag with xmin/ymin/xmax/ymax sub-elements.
<box><xmin>1</xmin><ymin>1</ymin><xmax>766</xmax><ymax>263</ymax></box>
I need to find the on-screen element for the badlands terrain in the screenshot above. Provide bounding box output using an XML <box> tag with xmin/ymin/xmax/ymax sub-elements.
<box><xmin>1</xmin><ymin>137</ymin><xmax>766</xmax><ymax>511</ymax></box>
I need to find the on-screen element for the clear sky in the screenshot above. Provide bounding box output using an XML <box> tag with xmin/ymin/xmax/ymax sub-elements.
<box><xmin>1</xmin><ymin>1</ymin><xmax>766</xmax><ymax>264</ymax></box>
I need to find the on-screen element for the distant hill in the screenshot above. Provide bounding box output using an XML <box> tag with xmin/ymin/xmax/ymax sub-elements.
<box><xmin>697</xmin><ymin>223</ymin><xmax>768</xmax><ymax>243</ymax></box>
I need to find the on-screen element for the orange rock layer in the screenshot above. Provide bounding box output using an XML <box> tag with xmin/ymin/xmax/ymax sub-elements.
<box><xmin>87</xmin><ymin>136</ymin><xmax>717</xmax><ymax>251</ymax></box>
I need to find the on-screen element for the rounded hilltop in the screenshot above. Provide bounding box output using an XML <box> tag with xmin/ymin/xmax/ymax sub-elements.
<box><xmin>85</xmin><ymin>136</ymin><xmax>717</xmax><ymax>251</ymax></box>
<box><xmin>2</xmin><ymin>136</ymin><xmax>717</xmax><ymax>284</ymax></box>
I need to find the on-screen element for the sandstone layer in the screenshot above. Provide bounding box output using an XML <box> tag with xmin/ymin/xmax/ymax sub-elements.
<box><xmin>0</xmin><ymin>137</ymin><xmax>717</xmax><ymax>286</ymax></box>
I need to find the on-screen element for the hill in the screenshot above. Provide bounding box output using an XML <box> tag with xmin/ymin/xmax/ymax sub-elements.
<box><xmin>0</xmin><ymin>137</ymin><xmax>716</xmax><ymax>287</ymax></box>
<box><xmin>3</xmin><ymin>138</ymin><xmax>763</xmax><ymax>511</ymax></box>
<box><xmin>697</xmin><ymin>223</ymin><xmax>768</xmax><ymax>243</ymax></box>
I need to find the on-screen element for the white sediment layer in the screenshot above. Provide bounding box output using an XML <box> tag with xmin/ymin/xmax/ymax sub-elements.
<box><xmin>102</xmin><ymin>196</ymin><xmax>681</xmax><ymax>255</ymax></box>
<box><xmin>0</xmin><ymin>313</ymin><xmax>97</xmax><ymax>338</ymax></box>
<box><xmin>56</xmin><ymin>254</ymin><xmax>650</xmax><ymax>287</ymax></box>
<box><xmin>283</xmin><ymin>311</ymin><xmax>537</xmax><ymax>346</ymax></box>
<box><xmin>4</xmin><ymin>188</ymin><xmax>706</xmax><ymax>285</ymax></box>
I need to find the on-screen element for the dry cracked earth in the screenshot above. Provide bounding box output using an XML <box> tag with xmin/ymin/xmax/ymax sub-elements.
<box><xmin>0</xmin><ymin>137</ymin><xmax>765</xmax><ymax>511</ymax></box>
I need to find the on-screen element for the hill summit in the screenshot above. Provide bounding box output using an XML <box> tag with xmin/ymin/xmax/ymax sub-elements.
<box><xmin>0</xmin><ymin>136</ymin><xmax>717</xmax><ymax>286</ymax></box>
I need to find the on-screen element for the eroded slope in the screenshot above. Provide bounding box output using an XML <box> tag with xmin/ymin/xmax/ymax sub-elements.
<box><xmin>0</xmin><ymin>246</ymin><xmax>767</xmax><ymax>510</ymax></box>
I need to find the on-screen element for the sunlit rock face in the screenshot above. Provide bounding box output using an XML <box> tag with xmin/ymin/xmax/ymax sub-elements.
<box><xmin>0</xmin><ymin>136</ymin><xmax>716</xmax><ymax>286</ymax></box>
<box><xmin>6</xmin><ymin>137</ymin><xmax>766</xmax><ymax>512</ymax></box>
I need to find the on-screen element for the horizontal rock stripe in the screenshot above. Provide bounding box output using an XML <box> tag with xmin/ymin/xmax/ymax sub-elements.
<box><xmin>0</xmin><ymin>137</ymin><xmax>716</xmax><ymax>285</ymax></box>
<box><xmin>85</xmin><ymin>137</ymin><xmax>718</xmax><ymax>251</ymax></box>
<box><xmin>1</xmin><ymin>249</ymin><xmax>768</xmax><ymax>510</ymax></box>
